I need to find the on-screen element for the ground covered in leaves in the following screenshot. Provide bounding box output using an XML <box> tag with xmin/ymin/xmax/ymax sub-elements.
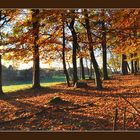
<box><xmin>0</xmin><ymin>74</ymin><xmax>140</xmax><ymax>131</ymax></box>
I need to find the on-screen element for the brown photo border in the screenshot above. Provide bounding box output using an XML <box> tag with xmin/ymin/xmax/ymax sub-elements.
<box><xmin>0</xmin><ymin>0</ymin><xmax>140</xmax><ymax>8</ymax></box>
<box><xmin>0</xmin><ymin>0</ymin><xmax>140</xmax><ymax>139</ymax></box>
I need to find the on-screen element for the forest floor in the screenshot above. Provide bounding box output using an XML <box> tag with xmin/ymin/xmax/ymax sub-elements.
<box><xmin>0</xmin><ymin>74</ymin><xmax>140</xmax><ymax>131</ymax></box>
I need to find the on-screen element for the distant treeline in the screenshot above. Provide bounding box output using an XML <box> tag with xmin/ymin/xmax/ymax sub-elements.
<box><xmin>2</xmin><ymin>65</ymin><xmax>64</xmax><ymax>85</ymax></box>
<box><xmin>2</xmin><ymin>65</ymin><xmax>113</xmax><ymax>86</ymax></box>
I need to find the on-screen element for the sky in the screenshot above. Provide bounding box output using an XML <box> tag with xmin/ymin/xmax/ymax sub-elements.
<box><xmin>2</xmin><ymin>54</ymin><xmax>103</xmax><ymax>70</ymax></box>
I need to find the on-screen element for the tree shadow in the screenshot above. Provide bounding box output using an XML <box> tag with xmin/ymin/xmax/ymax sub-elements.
<box><xmin>0</xmin><ymin>91</ymin><xmax>139</xmax><ymax>131</ymax></box>
<box><xmin>0</xmin><ymin>99</ymin><xmax>113</xmax><ymax>131</ymax></box>
<box><xmin>1</xmin><ymin>81</ymin><xmax>140</xmax><ymax>102</ymax></box>
<box><xmin>2</xmin><ymin>86</ymin><xmax>62</xmax><ymax>100</ymax></box>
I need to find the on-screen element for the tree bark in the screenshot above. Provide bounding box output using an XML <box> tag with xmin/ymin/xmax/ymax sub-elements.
<box><xmin>134</xmin><ymin>53</ymin><xmax>138</xmax><ymax>74</ymax></box>
<box><xmin>134</xmin><ymin>60</ymin><xmax>138</xmax><ymax>73</ymax></box>
<box><xmin>127</xmin><ymin>62</ymin><xmax>131</xmax><ymax>72</ymax></box>
<box><xmin>101</xmin><ymin>21</ymin><xmax>109</xmax><ymax>80</ymax></box>
<box><xmin>84</xmin><ymin>10</ymin><xmax>102</xmax><ymax>89</ymax></box>
<box><xmin>0</xmin><ymin>55</ymin><xmax>4</xmax><ymax>96</ymax></box>
<box><xmin>121</xmin><ymin>54</ymin><xmax>128</xmax><ymax>75</ymax></box>
<box><xmin>130</xmin><ymin>54</ymin><xmax>134</xmax><ymax>74</ymax></box>
<box><xmin>133</xmin><ymin>21</ymin><xmax>139</xmax><ymax>74</ymax></box>
<box><xmin>80</xmin><ymin>57</ymin><xmax>85</xmax><ymax>79</ymax></box>
<box><xmin>0</xmin><ymin>11</ymin><xmax>4</xmax><ymax>96</ymax></box>
<box><xmin>32</xmin><ymin>9</ymin><xmax>40</xmax><ymax>89</ymax></box>
<box><xmin>137</xmin><ymin>60</ymin><xmax>140</xmax><ymax>71</ymax></box>
<box><xmin>62</xmin><ymin>16</ymin><xmax>70</xmax><ymax>87</ymax></box>
<box><xmin>89</xmin><ymin>60</ymin><xmax>93</xmax><ymax>79</ymax></box>
<box><xmin>68</xmin><ymin>18</ymin><xmax>78</xmax><ymax>86</ymax></box>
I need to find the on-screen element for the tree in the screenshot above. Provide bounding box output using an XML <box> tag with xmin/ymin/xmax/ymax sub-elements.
<box><xmin>62</xmin><ymin>14</ymin><xmax>70</xmax><ymax>86</ymax></box>
<box><xmin>80</xmin><ymin>57</ymin><xmax>85</xmax><ymax>79</ymax></box>
<box><xmin>1</xmin><ymin>8</ymin><xmax>140</xmax><ymax>91</ymax></box>
<box><xmin>66</xmin><ymin>11</ymin><xmax>79</xmax><ymax>86</ymax></box>
<box><xmin>0</xmin><ymin>55</ymin><xmax>4</xmax><ymax>96</ymax></box>
<box><xmin>0</xmin><ymin>9</ymin><xmax>16</xmax><ymax>96</ymax></box>
<box><xmin>110</xmin><ymin>9</ymin><xmax>140</xmax><ymax>75</ymax></box>
<box><xmin>0</xmin><ymin>10</ymin><xmax>4</xmax><ymax>95</ymax></box>
<box><xmin>121</xmin><ymin>54</ymin><xmax>128</xmax><ymax>75</ymax></box>
<box><xmin>84</xmin><ymin>9</ymin><xmax>102</xmax><ymax>89</ymax></box>
<box><xmin>32</xmin><ymin>9</ymin><xmax>41</xmax><ymax>89</ymax></box>
<box><xmin>101</xmin><ymin>20</ymin><xmax>109</xmax><ymax>80</ymax></box>
<box><xmin>130</xmin><ymin>53</ymin><xmax>134</xmax><ymax>74</ymax></box>
<box><xmin>0</xmin><ymin>9</ymin><xmax>18</xmax><ymax>95</ymax></box>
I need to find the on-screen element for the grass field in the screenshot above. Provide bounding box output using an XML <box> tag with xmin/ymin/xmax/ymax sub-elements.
<box><xmin>3</xmin><ymin>82</ymin><xmax>64</xmax><ymax>93</ymax></box>
<box><xmin>2</xmin><ymin>74</ymin><xmax>114</xmax><ymax>93</ymax></box>
<box><xmin>3</xmin><ymin>75</ymin><xmax>65</xmax><ymax>93</ymax></box>
<box><xmin>2</xmin><ymin>74</ymin><xmax>113</xmax><ymax>93</ymax></box>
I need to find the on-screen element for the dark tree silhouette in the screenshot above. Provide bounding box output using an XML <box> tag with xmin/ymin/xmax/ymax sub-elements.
<box><xmin>32</xmin><ymin>9</ymin><xmax>41</xmax><ymax>89</ymax></box>
<box><xmin>84</xmin><ymin>10</ymin><xmax>102</xmax><ymax>89</ymax></box>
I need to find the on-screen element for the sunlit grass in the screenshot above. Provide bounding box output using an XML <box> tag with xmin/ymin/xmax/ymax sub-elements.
<box><xmin>3</xmin><ymin>82</ymin><xmax>64</xmax><ymax>93</ymax></box>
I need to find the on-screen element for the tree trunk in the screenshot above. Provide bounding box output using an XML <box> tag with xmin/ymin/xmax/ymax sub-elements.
<box><xmin>121</xmin><ymin>54</ymin><xmax>128</xmax><ymax>75</ymax></box>
<box><xmin>67</xmin><ymin>60</ymin><xmax>72</xmax><ymax>80</ymax></box>
<box><xmin>71</xmin><ymin>30</ymin><xmax>78</xmax><ymax>85</ymax></box>
<box><xmin>137</xmin><ymin>60</ymin><xmax>140</xmax><ymax>71</ymax></box>
<box><xmin>0</xmin><ymin>55</ymin><xmax>4</xmax><ymax>96</ymax></box>
<box><xmin>68</xmin><ymin>18</ymin><xmax>78</xmax><ymax>86</ymax></box>
<box><xmin>0</xmin><ymin>11</ymin><xmax>4</xmax><ymax>96</ymax></box>
<box><xmin>62</xmin><ymin>16</ymin><xmax>70</xmax><ymax>87</ymax></box>
<box><xmin>84</xmin><ymin>10</ymin><xmax>102</xmax><ymax>89</ymax></box>
<box><xmin>89</xmin><ymin>60</ymin><xmax>93</xmax><ymax>79</ymax></box>
<box><xmin>32</xmin><ymin>9</ymin><xmax>40</xmax><ymax>89</ymax></box>
<box><xmin>131</xmin><ymin>54</ymin><xmax>134</xmax><ymax>74</ymax></box>
<box><xmin>134</xmin><ymin>60</ymin><xmax>138</xmax><ymax>73</ymax></box>
<box><xmin>127</xmin><ymin>63</ymin><xmax>131</xmax><ymax>72</ymax></box>
<box><xmin>133</xmin><ymin>22</ymin><xmax>138</xmax><ymax>74</ymax></box>
<box><xmin>80</xmin><ymin>57</ymin><xmax>85</xmax><ymax>79</ymax></box>
<box><xmin>101</xmin><ymin>21</ymin><xmax>109</xmax><ymax>80</ymax></box>
<box><xmin>85</xmin><ymin>58</ymin><xmax>90</xmax><ymax>79</ymax></box>
<box><xmin>89</xmin><ymin>49</ymin><xmax>102</xmax><ymax>89</ymax></box>
<box><xmin>134</xmin><ymin>53</ymin><xmax>138</xmax><ymax>74</ymax></box>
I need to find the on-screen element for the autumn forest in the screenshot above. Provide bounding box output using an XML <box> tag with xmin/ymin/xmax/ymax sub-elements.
<box><xmin>0</xmin><ymin>9</ymin><xmax>140</xmax><ymax>131</ymax></box>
